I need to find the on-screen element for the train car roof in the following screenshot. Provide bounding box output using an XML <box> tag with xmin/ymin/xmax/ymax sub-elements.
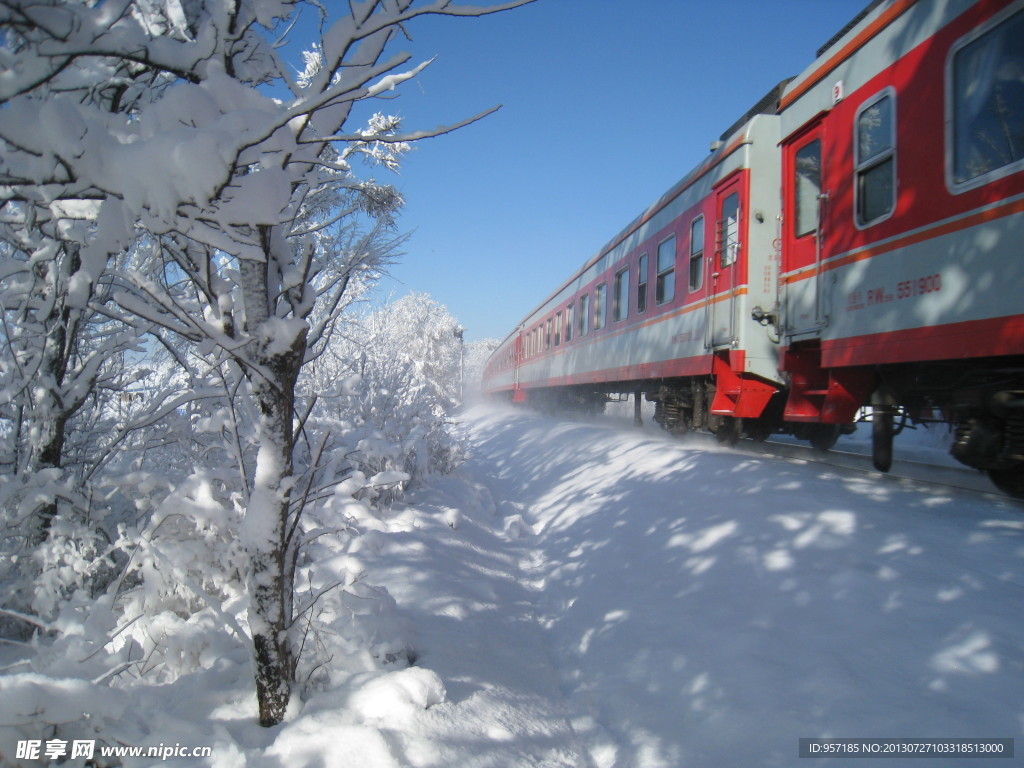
<box><xmin>779</xmin><ymin>0</ymin><xmax>915</xmax><ymax>112</ymax></box>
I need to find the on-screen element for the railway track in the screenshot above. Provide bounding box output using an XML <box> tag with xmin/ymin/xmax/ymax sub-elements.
<box><xmin>603</xmin><ymin>404</ymin><xmax>1002</xmax><ymax>497</ymax></box>
<box><xmin>512</xmin><ymin>406</ymin><xmax>1019</xmax><ymax>501</ymax></box>
<box><xmin>733</xmin><ymin>436</ymin><xmax>1009</xmax><ymax>498</ymax></box>
<box><xmin>602</xmin><ymin>407</ymin><xmax>1009</xmax><ymax>497</ymax></box>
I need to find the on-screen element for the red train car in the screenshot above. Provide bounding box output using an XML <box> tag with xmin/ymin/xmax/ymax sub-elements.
<box><xmin>775</xmin><ymin>0</ymin><xmax>1024</xmax><ymax>494</ymax></box>
<box><xmin>483</xmin><ymin>0</ymin><xmax>1024</xmax><ymax>496</ymax></box>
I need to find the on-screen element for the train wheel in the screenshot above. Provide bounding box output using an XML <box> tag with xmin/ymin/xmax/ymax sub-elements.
<box><xmin>715</xmin><ymin>417</ymin><xmax>742</xmax><ymax>446</ymax></box>
<box><xmin>987</xmin><ymin>465</ymin><xmax>1024</xmax><ymax>499</ymax></box>
<box><xmin>871</xmin><ymin>388</ymin><xmax>897</xmax><ymax>472</ymax></box>
<box><xmin>872</xmin><ymin>406</ymin><xmax>894</xmax><ymax>472</ymax></box>
<box><xmin>809</xmin><ymin>424</ymin><xmax>841</xmax><ymax>453</ymax></box>
<box><xmin>745</xmin><ymin>419</ymin><xmax>773</xmax><ymax>443</ymax></box>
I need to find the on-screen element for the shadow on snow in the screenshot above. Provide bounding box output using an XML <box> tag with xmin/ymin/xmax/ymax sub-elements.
<box><xmin>462</xmin><ymin>406</ymin><xmax>1024</xmax><ymax>767</ymax></box>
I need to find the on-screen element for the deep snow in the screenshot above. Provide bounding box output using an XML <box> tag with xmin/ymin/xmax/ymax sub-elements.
<box><xmin>436</xmin><ymin>406</ymin><xmax>1024</xmax><ymax>767</ymax></box>
<box><xmin>3</xmin><ymin>404</ymin><xmax>1022</xmax><ymax>767</ymax></box>
<box><xmin>269</xmin><ymin>404</ymin><xmax>1024</xmax><ymax>767</ymax></box>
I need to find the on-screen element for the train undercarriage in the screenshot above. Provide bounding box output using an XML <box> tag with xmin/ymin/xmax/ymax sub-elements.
<box><xmin>645</xmin><ymin>378</ymin><xmax>851</xmax><ymax>451</ymax></box>
<box><xmin>513</xmin><ymin>357</ymin><xmax>1024</xmax><ymax>499</ymax></box>
<box><xmin>869</xmin><ymin>359</ymin><xmax>1024</xmax><ymax>499</ymax></box>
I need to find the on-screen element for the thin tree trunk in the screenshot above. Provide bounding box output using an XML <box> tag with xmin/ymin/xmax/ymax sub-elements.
<box><xmin>239</xmin><ymin>244</ymin><xmax>308</xmax><ymax>727</ymax></box>
<box><xmin>247</xmin><ymin>392</ymin><xmax>296</xmax><ymax>726</ymax></box>
<box><xmin>26</xmin><ymin>244</ymin><xmax>80</xmax><ymax>546</ymax></box>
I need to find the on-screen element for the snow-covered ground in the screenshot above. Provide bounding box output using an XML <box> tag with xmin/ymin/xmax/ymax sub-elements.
<box><xmin>4</xmin><ymin>404</ymin><xmax>1022</xmax><ymax>767</ymax></box>
<box><xmin>275</xmin><ymin>404</ymin><xmax>1023</xmax><ymax>767</ymax></box>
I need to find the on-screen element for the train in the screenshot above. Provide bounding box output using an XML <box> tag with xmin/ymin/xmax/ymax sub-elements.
<box><xmin>481</xmin><ymin>0</ymin><xmax>1024</xmax><ymax>498</ymax></box>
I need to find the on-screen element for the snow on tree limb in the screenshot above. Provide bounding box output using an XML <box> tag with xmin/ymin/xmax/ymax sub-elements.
<box><xmin>318</xmin><ymin>104</ymin><xmax>503</xmax><ymax>145</ymax></box>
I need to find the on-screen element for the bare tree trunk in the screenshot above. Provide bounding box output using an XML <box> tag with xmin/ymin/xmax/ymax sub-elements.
<box><xmin>238</xmin><ymin>239</ymin><xmax>308</xmax><ymax>727</ymax></box>
<box><xmin>248</xmin><ymin>383</ymin><xmax>298</xmax><ymax>726</ymax></box>
<box><xmin>25</xmin><ymin>244</ymin><xmax>81</xmax><ymax>546</ymax></box>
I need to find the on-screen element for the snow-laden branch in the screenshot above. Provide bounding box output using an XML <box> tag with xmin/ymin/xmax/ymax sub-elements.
<box><xmin>0</xmin><ymin>606</ymin><xmax>59</xmax><ymax>634</ymax></box>
<box><xmin>315</xmin><ymin>103</ymin><xmax>503</xmax><ymax>146</ymax></box>
<box><xmin>310</xmin><ymin>0</ymin><xmax>535</xmax><ymax>98</ymax></box>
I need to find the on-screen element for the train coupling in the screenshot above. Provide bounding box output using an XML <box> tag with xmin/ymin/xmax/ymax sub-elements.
<box><xmin>751</xmin><ymin>305</ymin><xmax>778</xmax><ymax>327</ymax></box>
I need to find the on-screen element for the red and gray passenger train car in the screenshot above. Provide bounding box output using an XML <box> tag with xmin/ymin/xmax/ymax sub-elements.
<box><xmin>482</xmin><ymin>0</ymin><xmax>1024</xmax><ymax>496</ymax></box>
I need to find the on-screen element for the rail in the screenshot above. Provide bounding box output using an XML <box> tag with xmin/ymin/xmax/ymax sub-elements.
<box><xmin>733</xmin><ymin>436</ymin><xmax>1008</xmax><ymax>498</ymax></box>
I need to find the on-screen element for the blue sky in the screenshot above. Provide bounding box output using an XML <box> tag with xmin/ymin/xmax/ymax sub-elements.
<box><xmin>323</xmin><ymin>1</ymin><xmax>870</xmax><ymax>342</ymax></box>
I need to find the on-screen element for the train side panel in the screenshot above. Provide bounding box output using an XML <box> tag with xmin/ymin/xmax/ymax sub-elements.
<box><xmin>782</xmin><ymin>0</ymin><xmax>1022</xmax><ymax>356</ymax></box>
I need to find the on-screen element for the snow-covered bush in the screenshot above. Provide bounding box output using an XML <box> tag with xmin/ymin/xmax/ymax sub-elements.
<box><xmin>307</xmin><ymin>292</ymin><xmax>468</xmax><ymax>492</ymax></box>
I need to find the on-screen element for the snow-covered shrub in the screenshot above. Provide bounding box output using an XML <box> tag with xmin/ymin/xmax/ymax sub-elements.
<box><xmin>291</xmin><ymin>488</ymin><xmax>416</xmax><ymax>696</ymax></box>
<box><xmin>306</xmin><ymin>292</ymin><xmax>469</xmax><ymax>493</ymax></box>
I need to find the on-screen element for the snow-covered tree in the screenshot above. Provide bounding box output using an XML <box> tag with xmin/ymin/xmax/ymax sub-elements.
<box><xmin>2</xmin><ymin>0</ymin><xmax>532</xmax><ymax>726</ymax></box>
<box><xmin>0</xmin><ymin>0</ymin><xmax>173</xmax><ymax>622</ymax></box>
<box><xmin>464</xmin><ymin>337</ymin><xmax>500</xmax><ymax>400</ymax></box>
<box><xmin>307</xmin><ymin>292</ymin><xmax>467</xmax><ymax>488</ymax></box>
<box><xmin>0</xmin><ymin>230</ymin><xmax>156</xmax><ymax>643</ymax></box>
<box><xmin>360</xmin><ymin>292</ymin><xmax>466</xmax><ymax>408</ymax></box>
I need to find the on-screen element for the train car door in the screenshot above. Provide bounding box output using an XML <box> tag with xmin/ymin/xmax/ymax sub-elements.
<box><xmin>781</xmin><ymin>120</ymin><xmax>826</xmax><ymax>334</ymax></box>
<box><xmin>708</xmin><ymin>177</ymin><xmax>743</xmax><ymax>348</ymax></box>
<box><xmin>512</xmin><ymin>329</ymin><xmax>525</xmax><ymax>402</ymax></box>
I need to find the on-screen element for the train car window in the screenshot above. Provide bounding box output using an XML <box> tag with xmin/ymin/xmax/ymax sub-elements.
<box><xmin>594</xmin><ymin>283</ymin><xmax>607</xmax><ymax>330</ymax></box>
<box><xmin>554</xmin><ymin>311</ymin><xmax>562</xmax><ymax>346</ymax></box>
<box><xmin>719</xmin><ymin>195</ymin><xmax>740</xmax><ymax>266</ymax></box>
<box><xmin>689</xmin><ymin>216</ymin><xmax>705</xmax><ymax>291</ymax></box>
<box><xmin>614</xmin><ymin>268</ymin><xmax>629</xmax><ymax>322</ymax></box>
<box><xmin>579</xmin><ymin>294</ymin><xmax>590</xmax><ymax>336</ymax></box>
<box><xmin>794</xmin><ymin>140</ymin><xmax>821</xmax><ymax>237</ymax></box>
<box><xmin>565</xmin><ymin>302</ymin><xmax>574</xmax><ymax>342</ymax></box>
<box><xmin>656</xmin><ymin>236</ymin><xmax>676</xmax><ymax>304</ymax></box>
<box><xmin>545</xmin><ymin>318</ymin><xmax>552</xmax><ymax>349</ymax></box>
<box><xmin>636</xmin><ymin>253</ymin><xmax>649</xmax><ymax>313</ymax></box>
<box><xmin>855</xmin><ymin>90</ymin><xmax>896</xmax><ymax>225</ymax></box>
<box><xmin>949</xmin><ymin>8</ymin><xmax>1024</xmax><ymax>189</ymax></box>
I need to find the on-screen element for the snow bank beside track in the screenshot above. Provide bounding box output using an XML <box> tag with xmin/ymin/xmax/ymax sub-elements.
<box><xmin>454</xmin><ymin>405</ymin><xmax>1024</xmax><ymax>767</ymax></box>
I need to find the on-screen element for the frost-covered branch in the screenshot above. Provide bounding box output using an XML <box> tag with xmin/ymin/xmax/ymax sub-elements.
<box><xmin>318</xmin><ymin>104</ymin><xmax>503</xmax><ymax>145</ymax></box>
